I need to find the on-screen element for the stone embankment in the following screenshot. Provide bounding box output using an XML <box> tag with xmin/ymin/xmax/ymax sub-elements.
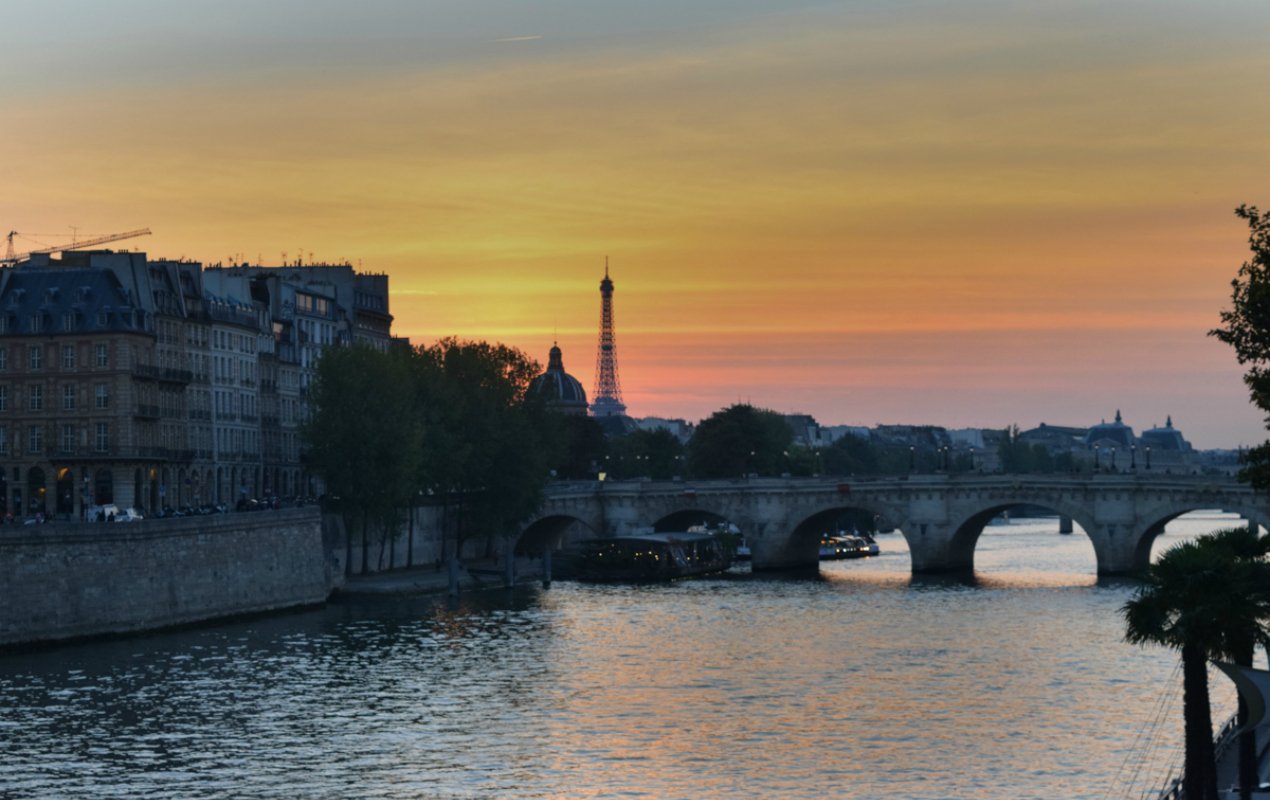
<box><xmin>0</xmin><ymin>508</ymin><xmax>342</xmax><ymax>648</ymax></box>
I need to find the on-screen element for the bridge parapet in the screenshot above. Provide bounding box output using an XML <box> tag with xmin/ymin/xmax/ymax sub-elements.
<box><xmin>533</xmin><ymin>475</ymin><xmax>1269</xmax><ymax>574</ymax></box>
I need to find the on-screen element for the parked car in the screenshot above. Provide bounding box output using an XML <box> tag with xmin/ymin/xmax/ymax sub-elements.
<box><xmin>114</xmin><ymin>508</ymin><xmax>145</xmax><ymax>522</ymax></box>
<box><xmin>86</xmin><ymin>504</ymin><xmax>120</xmax><ymax>521</ymax></box>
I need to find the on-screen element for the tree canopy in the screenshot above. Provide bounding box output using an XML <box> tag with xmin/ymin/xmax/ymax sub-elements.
<box><xmin>302</xmin><ymin>338</ymin><xmax>559</xmax><ymax>571</ymax></box>
<box><xmin>302</xmin><ymin>344</ymin><xmax>423</xmax><ymax>568</ymax></box>
<box><xmin>687</xmin><ymin>404</ymin><xmax>793</xmax><ymax>478</ymax></box>
<box><xmin>1211</xmin><ymin>204</ymin><xmax>1270</xmax><ymax>489</ymax></box>
<box><xmin>1122</xmin><ymin>528</ymin><xmax>1270</xmax><ymax>800</ymax></box>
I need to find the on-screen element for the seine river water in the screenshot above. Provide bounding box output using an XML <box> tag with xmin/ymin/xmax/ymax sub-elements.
<box><xmin>0</xmin><ymin>513</ymin><xmax>1249</xmax><ymax>799</ymax></box>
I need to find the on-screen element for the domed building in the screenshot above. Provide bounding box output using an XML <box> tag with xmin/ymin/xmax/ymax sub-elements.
<box><xmin>530</xmin><ymin>344</ymin><xmax>589</xmax><ymax>416</ymax></box>
<box><xmin>1085</xmin><ymin>409</ymin><xmax>1135</xmax><ymax>450</ymax></box>
<box><xmin>1140</xmin><ymin>416</ymin><xmax>1192</xmax><ymax>452</ymax></box>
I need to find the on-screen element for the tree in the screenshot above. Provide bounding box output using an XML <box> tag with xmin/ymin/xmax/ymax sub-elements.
<box><xmin>605</xmin><ymin>428</ymin><xmax>686</xmax><ymax>480</ymax></box>
<box><xmin>551</xmin><ymin>415</ymin><xmax>608</xmax><ymax>480</ymax></box>
<box><xmin>302</xmin><ymin>345</ymin><xmax>423</xmax><ymax>574</ymax></box>
<box><xmin>1211</xmin><ymin>205</ymin><xmax>1270</xmax><ymax>489</ymax></box>
<box><xmin>414</xmin><ymin>339</ymin><xmax>558</xmax><ymax>560</ymax></box>
<box><xmin>687</xmin><ymin>404</ymin><xmax>793</xmax><ymax>479</ymax></box>
<box><xmin>1122</xmin><ymin>530</ymin><xmax>1270</xmax><ymax>800</ymax></box>
<box><xmin>821</xmin><ymin>433</ymin><xmax>880</xmax><ymax>475</ymax></box>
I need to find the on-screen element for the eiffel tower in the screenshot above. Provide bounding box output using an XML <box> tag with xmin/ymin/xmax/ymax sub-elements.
<box><xmin>590</xmin><ymin>259</ymin><xmax>627</xmax><ymax>417</ymax></box>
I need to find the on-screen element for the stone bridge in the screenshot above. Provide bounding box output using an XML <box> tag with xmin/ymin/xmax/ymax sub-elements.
<box><xmin>520</xmin><ymin>474</ymin><xmax>1270</xmax><ymax>575</ymax></box>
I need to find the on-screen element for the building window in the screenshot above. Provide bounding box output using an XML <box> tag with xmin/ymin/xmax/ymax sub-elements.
<box><xmin>60</xmin><ymin>424</ymin><xmax>75</xmax><ymax>454</ymax></box>
<box><xmin>95</xmin><ymin>384</ymin><xmax>108</xmax><ymax>410</ymax></box>
<box><xmin>29</xmin><ymin>385</ymin><xmax>42</xmax><ymax>411</ymax></box>
<box><xmin>63</xmin><ymin>312</ymin><xmax>76</xmax><ymax>331</ymax></box>
<box><xmin>30</xmin><ymin>314</ymin><xmax>42</xmax><ymax>333</ymax></box>
<box><xmin>28</xmin><ymin>426</ymin><xmax>42</xmax><ymax>454</ymax></box>
<box><xmin>0</xmin><ymin>348</ymin><xmax>7</xmax><ymax>370</ymax></box>
<box><xmin>95</xmin><ymin>344</ymin><xmax>108</xmax><ymax>368</ymax></box>
<box><xmin>62</xmin><ymin>384</ymin><xmax>76</xmax><ymax>410</ymax></box>
<box><xmin>28</xmin><ymin>346</ymin><xmax>42</xmax><ymax>370</ymax></box>
<box><xmin>0</xmin><ymin>385</ymin><xmax>6</xmax><ymax>412</ymax></box>
<box><xmin>0</xmin><ymin>426</ymin><xmax>7</xmax><ymax>454</ymax></box>
<box><xmin>61</xmin><ymin>345</ymin><xmax>75</xmax><ymax>369</ymax></box>
<box><xmin>95</xmin><ymin>422</ymin><xmax>109</xmax><ymax>453</ymax></box>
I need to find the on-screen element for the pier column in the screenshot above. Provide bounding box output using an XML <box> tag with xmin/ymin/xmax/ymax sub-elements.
<box><xmin>1087</xmin><ymin>523</ymin><xmax>1141</xmax><ymax>575</ymax></box>
<box><xmin>906</xmin><ymin>522</ymin><xmax>974</xmax><ymax>573</ymax></box>
<box><xmin>1059</xmin><ymin>515</ymin><xmax>1074</xmax><ymax>534</ymax></box>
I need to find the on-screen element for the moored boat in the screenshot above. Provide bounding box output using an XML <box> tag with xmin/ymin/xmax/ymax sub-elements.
<box><xmin>558</xmin><ymin>532</ymin><xmax>733</xmax><ymax>582</ymax></box>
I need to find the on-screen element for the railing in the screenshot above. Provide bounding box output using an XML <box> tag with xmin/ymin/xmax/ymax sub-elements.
<box><xmin>1152</xmin><ymin>712</ymin><xmax>1240</xmax><ymax>800</ymax></box>
<box><xmin>132</xmin><ymin>364</ymin><xmax>193</xmax><ymax>383</ymax></box>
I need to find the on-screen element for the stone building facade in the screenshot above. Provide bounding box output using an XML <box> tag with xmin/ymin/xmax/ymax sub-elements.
<box><xmin>0</xmin><ymin>251</ymin><xmax>393</xmax><ymax>520</ymax></box>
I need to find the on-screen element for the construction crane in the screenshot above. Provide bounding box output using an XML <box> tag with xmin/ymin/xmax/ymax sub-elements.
<box><xmin>3</xmin><ymin>228</ymin><xmax>152</xmax><ymax>265</ymax></box>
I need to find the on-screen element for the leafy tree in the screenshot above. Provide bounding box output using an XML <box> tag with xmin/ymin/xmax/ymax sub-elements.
<box><xmin>821</xmin><ymin>433</ymin><xmax>880</xmax><ymax>475</ymax></box>
<box><xmin>1211</xmin><ymin>205</ymin><xmax>1270</xmax><ymax>489</ymax></box>
<box><xmin>604</xmin><ymin>428</ymin><xmax>686</xmax><ymax>480</ymax></box>
<box><xmin>687</xmin><ymin>404</ymin><xmax>793</xmax><ymax>479</ymax></box>
<box><xmin>414</xmin><ymin>339</ymin><xmax>558</xmax><ymax>559</ymax></box>
<box><xmin>302</xmin><ymin>345</ymin><xmax>422</xmax><ymax>574</ymax></box>
<box><xmin>1122</xmin><ymin>529</ymin><xmax>1270</xmax><ymax>800</ymax></box>
<box><xmin>551</xmin><ymin>415</ymin><xmax>609</xmax><ymax>480</ymax></box>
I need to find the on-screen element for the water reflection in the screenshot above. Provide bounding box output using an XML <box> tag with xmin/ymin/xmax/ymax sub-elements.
<box><xmin>0</xmin><ymin>512</ymin><xmax>1247</xmax><ymax>799</ymax></box>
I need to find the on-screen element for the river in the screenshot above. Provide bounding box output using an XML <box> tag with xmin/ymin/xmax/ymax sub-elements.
<box><xmin>0</xmin><ymin>512</ymin><xmax>1247</xmax><ymax>799</ymax></box>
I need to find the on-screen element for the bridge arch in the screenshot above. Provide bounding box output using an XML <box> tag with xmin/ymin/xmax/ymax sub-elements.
<box><xmin>783</xmin><ymin>502</ymin><xmax>900</xmax><ymax>568</ymax></box>
<box><xmin>944</xmin><ymin>502</ymin><xmax>1100</xmax><ymax>573</ymax></box>
<box><xmin>516</xmin><ymin>513</ymin><xmax>598</xmax><ymax>557</ymax></box>
<box><xmin>1129</xmin><ymin>501</ymin><xmax>1270</xmax><ymax>572</ymax></box>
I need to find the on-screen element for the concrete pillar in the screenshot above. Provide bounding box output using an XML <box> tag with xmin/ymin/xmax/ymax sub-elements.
<box><xmin>1059</xmin><ymin>515</ymin><xmax>1074</xmax><ymax>534</ymax></box>
<box><xmin>504</xmin><ymin>542</ymin><xmax>515</xmax><ymax>587</ymax></box>
<box><xmin>542</xmin><ymin>548</ymin><xmax>553</xmax><ymax>589</ymax></box>
<box><xmin>1087</xmin><ymin>523</ymin><xmax>1140</xmax><ymax>575</ymax></box>
<box><xmin>906</xmin><ymin>523</ymin><xmax>974</xmax><ymax>574</ymax></box>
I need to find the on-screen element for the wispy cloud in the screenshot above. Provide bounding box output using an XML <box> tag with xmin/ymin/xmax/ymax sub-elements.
<box><xmin>494</xmin><ymin>35</ymin><xmax>542</xmax><ymax>43</ymax></box>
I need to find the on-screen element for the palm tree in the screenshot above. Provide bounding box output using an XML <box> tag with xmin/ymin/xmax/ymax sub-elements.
<box><xmin>1122</xmin><ymin>529</ymin><xmax>1270</xmax><ymax>800</ymax></box>
<box><xmin>1203</xmin><ymin>527</ymin><xmax>1270</xmax><ymax>800</ymax></box>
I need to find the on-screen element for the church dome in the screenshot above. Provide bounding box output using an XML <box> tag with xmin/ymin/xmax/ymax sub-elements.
<box><xmin>1085</xmin><ymin>409</ymin><xmax>1135</xmax><ymax>449</ymax></box>
<box><xmin>530</xmin><ymin>344</ymin><xmax>589</xmax><ymax>415</ymax></box>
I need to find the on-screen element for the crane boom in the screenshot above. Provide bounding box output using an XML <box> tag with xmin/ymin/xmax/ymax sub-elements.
<box><xmin>28</xmin><ymin>227</ymin><xmax>152</xmax><ymax>255</ymax></box>
<box><xmin>2</xmin><ymin>228</ymin><xmax>152</xmax><ymax>265</ymax></box>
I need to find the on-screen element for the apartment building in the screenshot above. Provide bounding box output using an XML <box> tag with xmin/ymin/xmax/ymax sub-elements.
<box><xmin>0</xmin><ymin>251</ymin><xmax>393</xmax><ymax>520</ymax></box>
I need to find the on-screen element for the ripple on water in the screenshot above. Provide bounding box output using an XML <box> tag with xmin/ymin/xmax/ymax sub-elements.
<box><xmin>0</xmin><ymin>517</ymin><xmax>1247</xmax><ymax>799</ymax></box>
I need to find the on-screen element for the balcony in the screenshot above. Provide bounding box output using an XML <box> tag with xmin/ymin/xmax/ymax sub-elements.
<box><xmin>132</xmin><ymin>365</ymin><xmax>193</xmax><ymax>384</ymax></box>
<box><xmin>133</xmin><ymin>403</ymin><xmax>161</xmax><ymax>419</ymax></box>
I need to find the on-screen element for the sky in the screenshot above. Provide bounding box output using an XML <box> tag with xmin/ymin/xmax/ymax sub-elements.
<box><xmin>4</xmin><ymin>1</ymin><xmax>1269</xmax><ymax>447</ymax></box>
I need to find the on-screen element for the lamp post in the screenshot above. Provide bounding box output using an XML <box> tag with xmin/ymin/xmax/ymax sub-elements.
<box><xmin>1110</xmin><ymin>447</ymin><xmax>1117</xmax><ymax>472</ymax></box>
<box><xmin>1094</xmin><ymin>445</ymin><xmax>1100</xmax><ymax>472</ymax></box>
<box><xmin>1146</xmin><ymin>446</ymin><xmax>1152</xmax><ymax>471</ymax></box>
<box><xmin>1131</xmin><ymin>445</ymin><xmax>1137</xmax><ymax>471</ymax></box>
<box><xmin>909</xmin><ymin>445</ymin><xmax>916</xmax><ymax>473</ymax></box>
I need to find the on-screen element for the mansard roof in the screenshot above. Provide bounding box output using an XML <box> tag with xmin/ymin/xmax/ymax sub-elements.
<box><xmin>0</xmin><ymin>265</ymin><xmax>150</xmax><ymax>335</ymax></box>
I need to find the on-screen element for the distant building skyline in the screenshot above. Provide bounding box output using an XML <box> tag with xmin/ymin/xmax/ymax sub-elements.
<box><xmin>5</xmin><ymin>2</ymin><xmax>1270</xmax><ymax>447</ymax></box>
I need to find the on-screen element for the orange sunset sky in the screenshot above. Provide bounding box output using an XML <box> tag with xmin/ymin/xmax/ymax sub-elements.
<box><xmin>4</xmin><ymin>1</ymin><xmax>1270</xmax><ymax>447</ymax></box>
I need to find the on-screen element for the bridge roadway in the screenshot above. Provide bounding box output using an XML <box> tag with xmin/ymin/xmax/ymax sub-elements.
<box><xmin>524</xmin><ymin>474</ymin><xmax>1270</xmax><ymax>575</ymax></box>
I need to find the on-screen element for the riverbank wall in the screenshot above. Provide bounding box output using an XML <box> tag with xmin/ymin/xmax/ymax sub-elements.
<box><xmin>0</xmin><ymin>508</ymin><xmax>342</xmax><ymax>648</ymax></box>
